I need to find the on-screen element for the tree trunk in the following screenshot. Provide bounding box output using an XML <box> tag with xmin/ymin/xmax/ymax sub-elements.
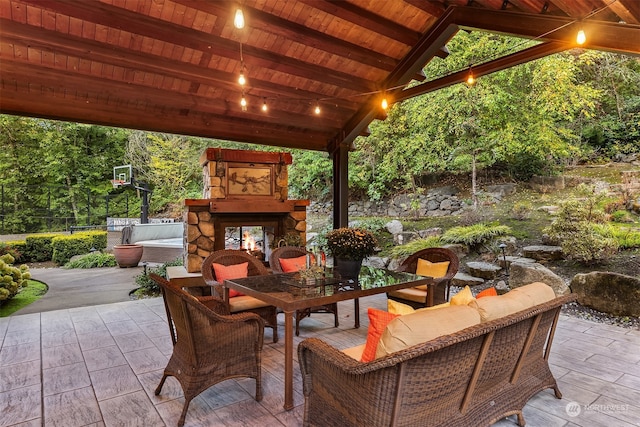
<box><xmin>472</xmin><ymin>151</ymin><xmax>478</xmax><ymax>210</ymax></box>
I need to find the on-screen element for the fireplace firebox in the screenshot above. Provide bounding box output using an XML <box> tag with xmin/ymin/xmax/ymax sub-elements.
<box><xmin>184</xmin><ymin>148</ymin><xmax>309</xmax><ymax>273</ymax></box>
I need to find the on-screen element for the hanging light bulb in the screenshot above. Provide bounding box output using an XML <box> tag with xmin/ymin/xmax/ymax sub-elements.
<box><xmin>576</xmin><ymin>28</ymin><xmax>586</xmax><ymax>45</ymax></box>
<box><xmin>238</xmin><ymin>68</ymin><xmax>246</xmax><ymax>86</ymax></box>
<box><xmin>466</xmin><ymin>68</ymin><xmax>476</xmax><ymax>86</ymax></box>
<box><xmin>314</xmin><ymin>102</ymin><xmax>321</xmax><ymax>115</ymax></box>
<box><xmin>240</xmin><ymin>93</ymin><xmax>247</xmax><ymax>111</ymax></box>
<box><xmin>234</xmin><ymin>8</ymin><xmax>245</xmax><ymax>29</ymax></box>
<box><xmin>381</xmin><ymin>97</ymin><xmax>388</xmax><ymax>110</ymax></box>
<box><xmin>262</xmin><ymin>98</ymin><xmax>268</xmax><ymax>112</ymax></box>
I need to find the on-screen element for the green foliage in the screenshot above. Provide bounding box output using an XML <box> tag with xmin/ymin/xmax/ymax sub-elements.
<box><xmin>75</xmin><ymin>231</ymin><xmax>107</xmax><ymax>251</ymax></box>
<box><xmin>0</xmin><ymin>280</ymin><xmax>47</xmax><ymax>316</ymax></box>
<box><xmin>0</xmin><ymin>253</ymin><xmax>31</xmax><ymax>303</ymax></box>
<box><xmin>25</xmin><ymin>234</ymin><xmax>62</xmax><ymax>262</ymax></box>
<box><xmin>0</xmin><ymin>241</ymin><xmax>26</xmax><ymax>263</ymax></box>
<box><xmin>134</xmin><ymin>258</ymin><xmax>183</xmax><ymax>295</ymax></box>
<box><xmin>389</xmin><ymin>236</ymin><xmax>443</xmax><ymax>258</ymax></box>
<box><xmin>288</xmin><ymin>150</ymin><xmax>333</xmax><ymax>200</ymax></box>
<box><xmin>442</xmin><ymin>223</ymin><xmax>511</xmax><ymax>247</ymax></box>
<box><xmin>51</xmin><ymin>235</ymin><xmax>93</xmax><ymax>265</ymax></box>
<box><xmin>600</xmin><ymin>225</ymin><xmax>640</xmax><ymax>250</ymax></box>
<box><xmin>610</xmin><ymin>210</ymin><xmax>634</xmax><ymax>223</ymax></box>
<box><xmin>544</xmin><ymin>186</ymin><xmax>619</xmax><ymax>262</ymax></box>
<box><xmin>63</xmin><ymin>252</ymin><xmax>117</xmax><ymax>269</ymax></box>
<box><xmin>269</xmin><ymin>232</ymin><xmax>303</xmax><ymax>249</ymax></box>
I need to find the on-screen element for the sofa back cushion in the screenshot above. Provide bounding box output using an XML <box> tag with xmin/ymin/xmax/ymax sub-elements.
<box><xmin>375</xmin><ymin>305</ymin><xmax>481</xmax><ymax>359</ymax></box>
<box><xmin>468</xmin><ymin>282</ymin><xmax>556</xmax><ymax>322</ymax></box>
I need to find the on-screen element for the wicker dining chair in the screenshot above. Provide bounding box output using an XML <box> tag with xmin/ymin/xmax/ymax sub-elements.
<box><xmin>149</xmin><ymin>273</ymin><xmax>264</xmax><ymax>427</ymax></box>
<box><xmin>387</xmin><ymin>247</ymin><xmax>459</xmax><ymax>309</ymax></box>
<box><xmin>269</xmin><ymin>246</ymin><xmax>339</xmax><ymax>336</ymax></box>
<box><xmin>201</xmin><ymin>250</ymin><xmax>279</xmax><ymax>343</ymax></box>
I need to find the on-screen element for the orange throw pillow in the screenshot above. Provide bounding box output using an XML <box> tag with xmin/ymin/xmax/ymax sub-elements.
<box><xmin>476</xmin><ymin>287</ymin><xmax>497</xmax><ymax>299</ymax></box>
<box><xmin>360</xmin><ymin>308</ymin><xmax>400</xmax><ymax>363</ymax></box>
<box><xmin>279</xmin><ymin>255</ymin><xmax>309</xmax><ymax>273</ymax></box>
<box><xmin>212</xmin><ymin>262</ymin><xmax>248</xmax><ymax>298</ymax></box>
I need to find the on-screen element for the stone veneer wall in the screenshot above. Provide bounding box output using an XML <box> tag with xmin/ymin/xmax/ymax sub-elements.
<box><xmin>184</xmin><ymin>148</ymin><xmax>306</xmax><ymax>273</ymax></box>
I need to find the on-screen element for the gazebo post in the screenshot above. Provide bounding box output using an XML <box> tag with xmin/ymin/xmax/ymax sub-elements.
<box><xmin>332</xmin><ymin>143</ymin><xmax>349</xmax><ymax>229</ymax></box>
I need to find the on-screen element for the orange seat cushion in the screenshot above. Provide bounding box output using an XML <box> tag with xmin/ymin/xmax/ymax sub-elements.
<box><xmin>212</xmin><ymin>262</ymin><xmax>248</xmax><ymax>297</ymax></box>
<box><xmin>279</xmin><ymin>255</ymin><xmax>309</xmax><ymax>272</ymax></box>
<box><xmin>361</xmin><ymin>308</ymin><xmax>400</xmax><ymax>363</ymax></box>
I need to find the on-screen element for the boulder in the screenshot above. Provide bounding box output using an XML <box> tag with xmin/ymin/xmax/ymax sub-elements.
<box><xmin>509</xmin><ymin>262</ymin><xmax>569</xmax><ymax>296</ymax></box>
<box><xmin>570</xmin><ymin>272</ymin><xmax>640</xmax><ymax>317</ymax></box>
<box><xmin>522</xmin><ymin>245</ymin><xmax>563</xmax><ymax>261</ymax></box>
<box><xmin>451</xmin><ymin>272</ymin><xmax>484</xmax><ymax>287</ymax></box>
<box><xmin>466</xmin><ymin>261</ymin><xmax>502</xmax><ymax>279</ymax></box>
<box><xmin>386</xmin><ymin>219</ymin><xmax>403</xmax><ymax>235</ymax></box>
<box><xmin>365</xmin><ymin>256</ymin><xmax>389</xmax><ymax>269</ymax></box>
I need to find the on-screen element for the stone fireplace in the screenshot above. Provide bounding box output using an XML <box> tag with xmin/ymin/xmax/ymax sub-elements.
<box><xmin>184</xmin><ymin>148</ymin><xmax>309</xmax><ymax>273</ymax></box>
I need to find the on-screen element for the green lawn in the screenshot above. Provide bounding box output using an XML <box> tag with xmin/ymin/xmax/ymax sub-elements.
<box><xmin>0</xmin><ymin>280</ymin><xmax>48</xmax><ymax>317</ymax></box>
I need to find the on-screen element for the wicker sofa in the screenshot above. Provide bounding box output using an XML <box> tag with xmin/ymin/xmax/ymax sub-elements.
<box><xmin>298</xmin><ymin>283</ymin><xmax>576</xmax><ymax>427</ymax></box>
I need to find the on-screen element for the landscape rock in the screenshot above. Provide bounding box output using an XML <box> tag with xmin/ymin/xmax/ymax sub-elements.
<box><xmin>509</xmin><ymin>262</ymin><xmax>569</xmax><ymax>296</ymax></box>
<box><xmin>365</xmin><ymin>256</ymin><xmax>389</xmax><ymax>269</ymax></box>
<box><xmin>385</xmin><ymin>219</ymin><xmax>403</xmax><ymax>235</ymax></box>
<box><xmin>522</xmin><ymin>245</ymin><xmax>563</xmax><ymax>261</ymax></box>
<box><xmin>418</xmin><ymin>227</ymin><xmax>442</xmax><ymax>238</ymax></box>
<box><xmin>570</xmin><ymin>272</ymin><xmax>640</xmax><ymax>317</ymax></box>
<box><xmin>466</xmin><ymin>261</ymin><xmax>502</xmax><ymax>279</ymax></box>
<box><xmin>451</xmin><ymin>272</ymin><xmax>484</xmax><ymax>287</ymax></box>
<box><xmin>444</xmin><ymin>244</ymin><xmax>468</xmax><ymax>259</ymax></box>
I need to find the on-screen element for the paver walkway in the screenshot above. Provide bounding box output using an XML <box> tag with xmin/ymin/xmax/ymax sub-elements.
<box><xmin>1</xmin><ymin>292</ymin><xmax>639</xmax><ymax>426</ymax></box>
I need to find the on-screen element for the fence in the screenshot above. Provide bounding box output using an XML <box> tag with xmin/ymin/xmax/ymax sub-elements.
<box><xmin>0</xmin><ymin>184</ymin><xmax>136</xmax><ymax>234</ymax></box>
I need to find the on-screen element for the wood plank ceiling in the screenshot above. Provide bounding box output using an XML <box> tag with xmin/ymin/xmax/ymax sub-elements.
<box><xmin>1</xmin><ymin>0</ymin><xmax>639</xmax><ymax>153</ymax></box>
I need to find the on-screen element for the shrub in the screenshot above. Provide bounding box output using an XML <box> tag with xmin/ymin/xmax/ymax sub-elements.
<box><xmin>610</xmin><ymin>210</ymin><xmax>634</xmax><ymax>223</ymax></box>
<box><xmin>0</xmin><ymin>253</ymin><xmax>31</xmax><ymax>303</ymax></box>
<box><xmin>51</xmin><ymin>235</ymin><xmax>93</xmax><ymax>265</ymax></box>
<box><xmin>600</xmin><ymin>225</ymin><xmax>640</xmax><ymax>249</ymax></box>
<box><xmin>25</xmin><ymin>233</ymin><xmax>61</xmax><ymax>262</ymax></box>
<box><xmin>389</xmin><ymin>236</ymin><xmax>443</xmax><ymax>258</ymax></box>
<box><xmin>0</xmin><ymin>241</ymin><xmax>25</xmax><ymax>263</ymax></box>
<box><xmin>63</xmin><ymin>252</ymin><xmax>117</xmax><ymax>268</ymax></box>
<box><xmin>545</xmin><ymin>188</ymin><xmax>619</xmax><ymax>262</ymax></box>
<box><xmin>76</xmin><ymin>231</ymin><xmax>108</xmax><ymax>251</ymax></box>
<box><xmin>441</xmin><ymin>223</ymin><xmax>511</xmax><ymax>248</ymax></box>
<box><xmin>134</xmin><ymin>258</ymin><xmax>183</xmax><ymax>295</ymax></box>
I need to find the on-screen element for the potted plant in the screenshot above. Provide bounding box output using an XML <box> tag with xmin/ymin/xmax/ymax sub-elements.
<box><xmin>325</xmin><ymin>227</ymin><xmax>377</xmax><ymax>280</ymax></box>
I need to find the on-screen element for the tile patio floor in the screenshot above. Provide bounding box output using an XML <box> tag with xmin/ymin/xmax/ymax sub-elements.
<box><xmin>1</xmin><ymin>294</ymin><xmax>639</xmax><ymax>427</ymax></box>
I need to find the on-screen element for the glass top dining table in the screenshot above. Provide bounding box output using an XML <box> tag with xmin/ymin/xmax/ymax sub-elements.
<box><xmin>223</xmin><ymin>266</ymin><xmax>434</xmax><ymax>410</ymax></box>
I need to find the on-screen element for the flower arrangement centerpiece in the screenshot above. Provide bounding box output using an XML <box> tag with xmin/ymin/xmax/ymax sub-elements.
<box><xmin>326</xmin><ymin>227</ymin><xmax>378</xmax><ymax>261</ymax></box>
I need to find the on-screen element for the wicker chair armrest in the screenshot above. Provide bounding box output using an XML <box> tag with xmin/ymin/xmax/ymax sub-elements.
<box><xmin>196</xmin><ymin>295</ymin><xmax>231</xmax><ymax>315</ymax></box>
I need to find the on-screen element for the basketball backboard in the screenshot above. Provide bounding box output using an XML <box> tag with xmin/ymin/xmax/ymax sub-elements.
<box><xmin>112</xmin><ymin>165</ymin><xmax>132</xmax><ymax>187</ymax></box>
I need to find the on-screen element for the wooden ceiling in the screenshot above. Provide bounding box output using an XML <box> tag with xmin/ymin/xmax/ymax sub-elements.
<box><xmin>1</xmin><ymin>0</ymin><xmax>639</xmax><ymax>153</ymax></box>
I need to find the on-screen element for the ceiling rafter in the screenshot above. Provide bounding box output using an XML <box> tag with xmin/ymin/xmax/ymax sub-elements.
<box><xmin>21</xmin><ymin>0</ymin><xmax>378</xmax><ymax>93</ymax></box>
<box><xmin>0</xmin><ymin>18</ymin><xmax>362</xmax><ymax>114</ymax></box>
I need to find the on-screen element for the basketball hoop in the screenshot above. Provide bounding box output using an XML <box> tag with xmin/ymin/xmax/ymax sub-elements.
<box><xmin>110</xmin><ymin>179</ymin><xmax>124</xmax><ymax>189</ymax></box>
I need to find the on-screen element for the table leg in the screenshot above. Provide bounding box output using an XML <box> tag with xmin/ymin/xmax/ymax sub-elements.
<box><xmin>283</xmin><ymin>309</ymin><xmax>294</xmax><ymax>410</ymax></box>
<box><xmin>354</xmin><ymin>298</ymin><xmax>360</xmax><ymax>328</ymax></box>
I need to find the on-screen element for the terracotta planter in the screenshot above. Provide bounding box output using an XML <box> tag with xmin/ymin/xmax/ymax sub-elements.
<box><xmin>113</xmin><ymin>244</ymin><xmax>143</xmax><ymax>268</ymax></box>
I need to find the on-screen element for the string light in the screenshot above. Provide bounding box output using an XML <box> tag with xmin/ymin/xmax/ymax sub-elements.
<box><xmin>314</xmin><ymin>101</ymin><xmax>321</xmax><ymax>115</ymax></box>
<box><xmin>465</xmin><ymin>68</ymin><xmax>476</xmax><ymax>86</ymax></box>
<box><xmin>238</xmin><ymin>66</ymin><xmax>246</xmax><ymax>86</ymax></box>
<box><xmin>262</xmin><ymin>98</ymin><xmax>268</xmax><ymax>112</ymax></box>
<box><xmin>381</xmin><ymin>96</ymin><xmax>388</xmax><ymax>110</ymax></box>
<box><xmin>234</xmin><ymin>8</ymin><xmax>245</xmax><ymax>29</ymax></box>
<box><xmin>576</xmin><ymin>28</ymin><xmax>586</xmax><ymax>45</ymax></box>
<box><xmin>240</xmin><ymin>92</ymin><xmax>247</xmax><ymax>111</ymax></box>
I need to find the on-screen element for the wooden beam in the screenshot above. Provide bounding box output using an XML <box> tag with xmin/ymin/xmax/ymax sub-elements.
<box><xmin>21</xmin><ymin>0</ymin><xmax>378</xmax><ymax>93</ymax></box>
<box><xmin>0</xmin><ymin>61</ymin><xmax>346</xmax><ymax>132</ymax></box>
<box><xmin>452</xmin><ymin>6</ymin><xmax>640</xmax><ymax>55</ymax></box>
<box><xmin>0</xmin><ymin>19</ymin><xmax>362</xmax><ymax>114</ymax></box>
<box><xmin>172</xmin><ymin>0</ymin><xmax>400</xmax><ymax>71</ymax></box>
<box><xmin>299</xmin><ymin>0</ymin><xmax>422</xmax><ymax>46</ymax></box>
<box><xmin>394</xmin><ymin>41</ymin><xmax>570</xmax><ymax>103</ymax></box>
